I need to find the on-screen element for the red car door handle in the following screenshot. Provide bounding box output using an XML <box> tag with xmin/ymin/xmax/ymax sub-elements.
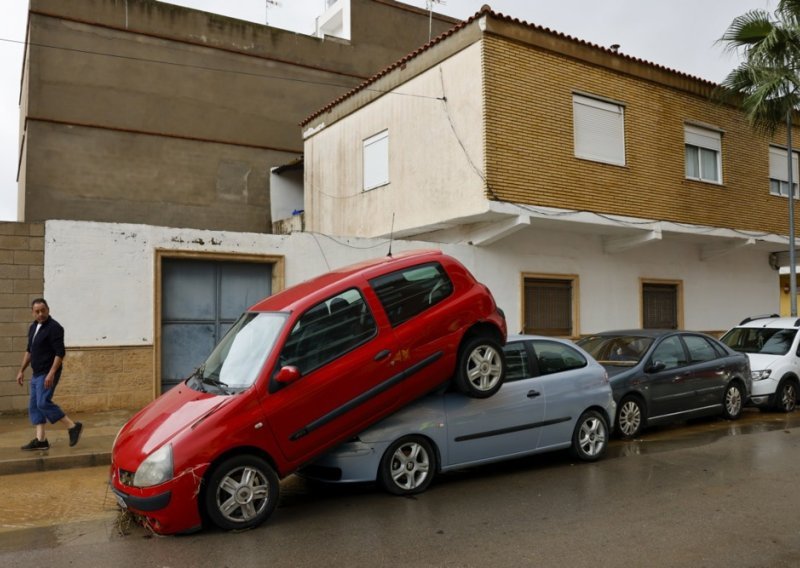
<box><xmin>527</xmin><ymin>390</ymin><xmax>541</xmax><ymax>398</ymax></box>
<box><xmin>374</xmin><ymin>349</ymin><xmax>391</xmax><ymax>361</ymax></box>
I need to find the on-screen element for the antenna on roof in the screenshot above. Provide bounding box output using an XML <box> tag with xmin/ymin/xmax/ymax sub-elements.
<box><xmin>387</xmin><ymin>212</ymin><xmax>395</xmax><ymax>257</ymax></box>
<box><xmin>427</xmin><ymin>0</ymin><xmax>446</xmax><ymax>41</ymax></box>
<box><xmin>265</xmin><ymin>0</ymin><xmax>281</xmax><ymax>26</ymax></box>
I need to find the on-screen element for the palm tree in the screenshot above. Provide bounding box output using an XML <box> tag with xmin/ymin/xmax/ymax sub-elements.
<box><xmin>717</xmin><ymin>0</ymin><xmax>800</xmax><ymax>315</ymax></box>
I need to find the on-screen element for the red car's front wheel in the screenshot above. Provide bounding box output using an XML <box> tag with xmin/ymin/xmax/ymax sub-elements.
<box><xmin>204</xmin><ymin>455</ymin><xmax>279</xmax><ymax>531</ymax></box>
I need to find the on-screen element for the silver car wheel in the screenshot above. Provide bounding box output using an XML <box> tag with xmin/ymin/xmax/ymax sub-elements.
<box><xmin>577</xmin><ymin>415</ymin><xmax>607</xmax><ymax>457</ymax></box>
<box><xmin>215</xmin><ymin>465</ymin><xmax>271</xmax><ymax>524</ymax></box>
<box><xmin>724</xmin><ymin>384</ymin><xmax>743</xmax><ymax>418</ymax></box>
<box><xmin>389</xmin><ymin>440</ymin><xmax>431</xmax><ymax>491</ymax></box>
<box><xmin>777</xmin><ymin>381</ymin><xmax>797</xmax><ymax>412</ymax></box>
<box><xmin>571</xmin><ymin>410</ymin><xmax>609</xmax><ymax>462</ymax></box>
<box><xmin>466</xmin><ymin>344</ymin><xmax>503</xmax><ymax>392</ymax></box>
<box><xmin>618</xmin><ymin>399</ymin><xmax>642</xmax><ymax>438</ymax></box>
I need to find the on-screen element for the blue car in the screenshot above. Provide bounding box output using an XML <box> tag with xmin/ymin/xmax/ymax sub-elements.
<box><xmin>300</xmin><ymin>335</ymin><xmax>615</xmax><ymax>495</ymax></box>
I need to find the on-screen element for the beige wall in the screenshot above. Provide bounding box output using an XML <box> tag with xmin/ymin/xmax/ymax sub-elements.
<box><xmin>305</xmin><ymin>42</ymin><xmax>487</xmax><ymax>237</ymax></box>
<box><xmin>56</xmin><ymin>346</ymin><xmax>153</xmax><ymax>413</ymax></box>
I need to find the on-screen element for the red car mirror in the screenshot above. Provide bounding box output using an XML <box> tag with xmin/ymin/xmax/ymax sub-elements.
<box><xmin>274</xmin><ymin>366</ymin><xmax>301</xmax><ymax>386</ymax></box>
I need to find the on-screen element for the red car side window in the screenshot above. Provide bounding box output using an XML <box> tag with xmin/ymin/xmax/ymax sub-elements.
<box><xmin>369</xmin><ymin>262</ymin><xmax>453</xmax><ymax>327</ymax></box>
<box><xmin>280</xmin><ymin>289</ymin><xmax>376</xmax><ymax>375</ymax></box>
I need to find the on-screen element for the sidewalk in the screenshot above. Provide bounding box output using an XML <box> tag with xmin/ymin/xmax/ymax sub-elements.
<box><xmin>0</xmin><ymin>409</ymin><xmax>133</xmax><ymax>476</ymax></box>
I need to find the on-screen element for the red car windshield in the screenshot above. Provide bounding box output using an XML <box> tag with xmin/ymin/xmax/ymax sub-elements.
<box><xmin>195</xmin><ymin>312</ymin><xmax>288</xmax><ymax>392</ymax></box>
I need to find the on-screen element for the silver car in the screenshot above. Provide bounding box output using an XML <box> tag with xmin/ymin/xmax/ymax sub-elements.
<box><xmin>300</xmin><ymin>335</ymin><xmax>615</xmax><ymax>495</ymax></box>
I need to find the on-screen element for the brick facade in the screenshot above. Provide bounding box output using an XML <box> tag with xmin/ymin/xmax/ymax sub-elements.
<box><xmin>0</xmin><ymin>222</ymin><xmax>44</xmax><ymax>413</ymax></box>
<box><xmin>55</xmin><ymin>346</ymin><xmax>153</xmax><ymax>413</ymax></box>
<box><xmin>482</xmin><ymin>34</ymin><xmax>796</xmax><ymax>237</ymax></box>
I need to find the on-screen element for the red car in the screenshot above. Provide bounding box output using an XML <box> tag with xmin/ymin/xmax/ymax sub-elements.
<box><xmin>110</xmin><ymin>250</ymin><xmax>507</xmax><ymax>534</ymax></box>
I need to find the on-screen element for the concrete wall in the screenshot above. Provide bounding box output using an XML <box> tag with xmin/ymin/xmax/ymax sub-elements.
<box><xmin>19</xmin><ymin>0</ymin><xmax>458</xmax><ymax>230</ymax></box>
<box><xmin>305</xmin><ymin>42</ymin><xmax>486</xmax><ymax>237</ymax></box>
<box><xmin>0</xmin><ymin>223</ymin><xmax>44</xmax><ymax>413</ymax></box>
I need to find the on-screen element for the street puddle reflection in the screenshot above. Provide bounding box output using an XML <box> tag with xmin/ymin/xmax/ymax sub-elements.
<box><xmin>606</xmin><ymin>409</ymin><xmax>799</xmax><ymax>458</ymax></box>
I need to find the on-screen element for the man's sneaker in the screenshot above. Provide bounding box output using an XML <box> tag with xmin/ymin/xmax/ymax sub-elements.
<box><xmin>68</xmin><ymin>422</ymin><xmax>83</xmax><ymax>447</ymax></box>
<box><xmin>21</xmin><ymin>438</ymin><xmax>50</xmax><ymax>451</ymax></box>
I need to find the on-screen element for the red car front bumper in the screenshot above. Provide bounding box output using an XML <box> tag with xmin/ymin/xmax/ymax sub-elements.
<box><xmin>109</xmin><ymin>460</ymin><xmax>210</xmax><ymax>535</ymax></box>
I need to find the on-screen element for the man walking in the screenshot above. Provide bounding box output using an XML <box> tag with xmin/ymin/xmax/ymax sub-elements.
<box><xmin>16</xmin><ymin>298</ymin><xmax>82</xmax><ymax>450</ymax></box>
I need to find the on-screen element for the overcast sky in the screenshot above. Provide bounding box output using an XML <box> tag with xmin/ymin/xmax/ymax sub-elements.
<box><xmin>0</xmin><ymin>0</ymin><xmax>772</xmax><ymax>221</ymax></box>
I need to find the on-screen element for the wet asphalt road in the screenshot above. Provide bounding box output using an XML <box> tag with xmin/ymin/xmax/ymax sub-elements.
<box><xmin>2</xmin><ymin>409</ymin><xmax>800</xmax><ymax>567</ymax></box>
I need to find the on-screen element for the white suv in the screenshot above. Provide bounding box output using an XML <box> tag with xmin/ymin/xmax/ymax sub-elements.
<box><xmin>720</xmin><ymin>315</ymin><xmax>799</xmax><ymax>412</ymax></box>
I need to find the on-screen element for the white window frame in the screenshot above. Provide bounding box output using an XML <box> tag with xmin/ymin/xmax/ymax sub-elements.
<box><xmin>363</xmin><ymin>130</ymin><xmax>389</xmax><ymax>191</ymax></box>
<box><xmin>769</xmin><ymin>145</ymin><xmax>800</xmax><ymax>199</ymax></box>
<box><xmin>572</xmin><ymin>94</ymin><xmax>626</xmax><ymax>166</ymax></box>
<box><xmin>684</xmin><ymin>124</ymin><xmax>722</xmax><ymax>184</ymax></box>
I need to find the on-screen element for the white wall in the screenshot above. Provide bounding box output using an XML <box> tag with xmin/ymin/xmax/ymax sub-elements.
<box><xmin>44</xmin><ymin>220</ymin><xmax>424</xmax><ymax>347</ymax></box>
<box><xmin>45</xmin><ymin>220</ymin><xmax>778</xmax><ymax>348</ymax></box>
<box><xmin>304</xmin><ymin>42</ymin><xmax>487</xmax><ymax>238</ymax></box>
<box><xmin>469</xmin><ymin>227</ymin><xmax>777</xmax><ymax>334</ymax></box>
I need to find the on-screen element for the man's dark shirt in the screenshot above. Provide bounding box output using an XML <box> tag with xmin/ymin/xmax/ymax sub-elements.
<box><xmin>27</xmin><ymin>317</ymin><xmax>65</xmax><ymax>382</ymax></box>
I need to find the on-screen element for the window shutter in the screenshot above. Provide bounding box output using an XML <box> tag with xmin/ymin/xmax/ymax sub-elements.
<box><xmin>573</xmin><ymin>95</ymin><xmax>625</xmax><ymax>166</ymax></box>
<box><xmin>363</xmin><ymin>130</ymin><xmax>389</xmax><ymax>190</ymax></box>
<box><xmin>642</xmin><ymin>283</ymin><xmax>678</xmax><ymax>329</ymax></box>
<box><xmin>769</xmin><ymin>145</ymin><xmax>799</xmax><ymax>182</ymax></box>
<box><xmin>524</xmin><ymin>278</ymin><xmax>573</xmax><ymax>336</ymax></box>
<box><xmin>684</xmin><ymin>125</ymin><xmax>721</xmax><ymax>151</ymax></box>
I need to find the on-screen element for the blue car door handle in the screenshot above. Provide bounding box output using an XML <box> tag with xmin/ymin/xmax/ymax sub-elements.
<box><xmin>527</xmin><ymin>390</ymin><xmax>541</xmax><ymax>398</ymax></box>
<box><xmin>374</xmin><ymin>349</ymin><xmax>391</xmax><ymax>361</ymax></box>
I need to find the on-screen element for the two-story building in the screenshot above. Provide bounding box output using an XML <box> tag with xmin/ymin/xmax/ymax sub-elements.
<box><xmin>301</xmin><ymin>6</ymin><xmax>799</xmax><ymax>338</ymax></box>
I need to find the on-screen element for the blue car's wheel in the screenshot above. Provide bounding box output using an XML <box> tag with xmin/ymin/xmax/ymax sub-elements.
<box><xmin>379</xmin><ymin>436</ymin><xmax>437</xmax><ymax>496</ymax></box>
<box><xmin>570</xmin><ymin>410</ymin><xmax>608</xmax><ymax>461</ymax></box>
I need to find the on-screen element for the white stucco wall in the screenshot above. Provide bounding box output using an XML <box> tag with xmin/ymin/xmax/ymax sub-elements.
<box><xmin>304</xmin><ymin>41</ymin><xmax>487</xmax><ymax>238</ymax></box>
<box><xmin>44</xmin><ymin>220</ymin><xmax>430</xmax><ymax>347</ymax></box>
<box><xmin>44</xmin><ymin>220</ymin><xmax>779</xmax><ymax>349</ymax></box>
<box><xmin>470</xmin><ymin>227</ymin><xmax>778</xmax><ymax>334</ymax></box>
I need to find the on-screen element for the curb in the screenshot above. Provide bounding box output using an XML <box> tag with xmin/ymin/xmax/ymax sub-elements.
<box><xmin>0</xmin><ymin>451</ymin><xmax>111</xmax><ymax>476</ymax></box>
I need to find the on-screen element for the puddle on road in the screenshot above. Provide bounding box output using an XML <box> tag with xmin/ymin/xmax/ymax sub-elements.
<box><xmin>606</xmin><ymin>408</ymin><xmax>799</xmax><ymax>458</ymax></box>
<box><xmin>0</xmin><ymin>466</ymin><xmax>117</xmax><ymax>535</ymax></box>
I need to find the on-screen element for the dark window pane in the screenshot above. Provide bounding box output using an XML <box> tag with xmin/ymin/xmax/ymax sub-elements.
<box><xmin>651</xmin><ymin>336</ymin><xmax>687</xmax><ymax>370</ymax></box>
<box><xmin>524</xmin><ymin>278</ymin><xmax>572</xmax><ymax>336</ymax></box>
<box><xmin>531</xmin><ymin>340</ymin><xmax>587</xmax><ymax>376</ymax></box>
<box><xmin>504</xmin><ymin>343</ymin><xmax>530</xmax><ymax>382</ymax></box>
<box><xmin>642</xmin><ymin>283</ymin><xmax>678</xmax><ymax>329</ymax></box>
<box><xmin>280</xmin><ymin>289</ymin><xmax>376</xmax><ymax>375</ymax></box>
<box><xmin>370</xmin><ymin>262</ymin><xmax>453</xmax><ymax>327</ymax></box>
<box><xmin>683</xmin><ymin>335</ymin><xmax>717</xmax><ymax>363</ymax></box>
